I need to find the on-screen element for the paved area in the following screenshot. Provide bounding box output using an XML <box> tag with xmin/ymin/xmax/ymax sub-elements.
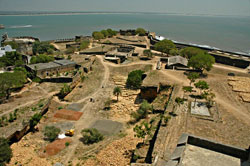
<box><xmin>66</xmin><ymin>103</ymin><xmax>83</xmax><ymax>111</ymax></box>
<box><xmin>182</xmin><ymin>144</ymin><xmax>241</xmax><ymax>166</ymax></box>
<box><xmin>90</xmin><ymin>119</ymin><xmax>123</xmax><ymax>135</ymax></box>
<box><xmin>191</xmin><ymin>102</ymin><xmax>210</xmax><ymax>116</ymax></box>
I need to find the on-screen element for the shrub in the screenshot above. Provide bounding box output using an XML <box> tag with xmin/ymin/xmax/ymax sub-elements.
<box><xmin>29</xmin><ymin>113</ymin><xmax>42</xmax><ymax>129</ymax></box>
<box><xmin>65</xmin><ymin>142</ymin><xmax>70</xmax><ymax>146</ymax></box>
<box><xmin>65</xmin><ymin>48</ymin><xmax>75</xmax><ymax>55</ymax></box>
<box><xmin>81</xmin><ymin>128</ymin><xmax>104</xmax><ymax>145</ymax></box>
<box><xmin>131</xmin><ymin>100</ymin><xmax>152</xmax><ymax>122</ymax></box>
<box><xmin>175</xmin><ymin>97</ymin><xmax>185</xmax><ymax>105</ymax></box>
<box><xmin>43</xmin><ymin>126</ymin><xmax>61</xmax><ymax>142</ymax></box>
<box><xmin>58</xmin><ymin>84</ymin><xmax>71</xmax><ymax>99</ymax></box>
<box><xmin>32</xmin><ymin>77</ymin><xmax>42</xmax><ymax>83</ymax></box>
<box><xmin>126</xmin><ymin>70</ymin><xmax>144</xmax><ymax>89</ymax></box>
<box><xmin>0</xmin><ymin>138</ymin><xmax>12</xmax><ymax>166</ymax></box>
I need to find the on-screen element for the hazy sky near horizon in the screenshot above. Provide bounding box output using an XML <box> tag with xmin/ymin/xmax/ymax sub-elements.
<box><xmin>0</xmin><ymin>0</ymin><xmax>250</xmax><ymax>16</ymax></box>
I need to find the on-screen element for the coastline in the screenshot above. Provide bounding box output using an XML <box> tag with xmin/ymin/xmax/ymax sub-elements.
<box><xmin>0</xmin><ymin>12</ymin><xmax>249</xmax><ymax>17</ymax></box>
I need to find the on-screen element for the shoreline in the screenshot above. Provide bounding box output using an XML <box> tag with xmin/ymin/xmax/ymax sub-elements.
<box><xmin>0</xmin><ymin>12</ymin><xmax>249</xmax><ymax>18</ymax></box>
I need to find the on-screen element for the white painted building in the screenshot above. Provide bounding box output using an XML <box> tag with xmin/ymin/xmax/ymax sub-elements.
<box><xmin>0</xmin><ymin>45</ymin><xmax>16</xmax><ymax>57</ymax></box>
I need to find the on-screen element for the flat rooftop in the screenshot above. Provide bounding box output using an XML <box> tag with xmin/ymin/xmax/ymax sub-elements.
<box><xmin>27</xmin><ymin>62</ymin><xmax>60</xmax><ymax>70</ymax></box>
<box><xmin>182</xmin><ymin>144</ymin><xmax>241</xmax><ymax>166</ymax></box>
<box><xmin>27</xmin><ymin>59</ymin><xmax>76</xmax><ymax>71</ymax></box>
<box><xmin>141</xmin><ymin>70</ymin><xmax>170</xmax><ymax>87</ymax></box>
<box><xmin>164</xmin><ymin>134</ymin><xmax>250</xmax><ymax>166</ymax></box>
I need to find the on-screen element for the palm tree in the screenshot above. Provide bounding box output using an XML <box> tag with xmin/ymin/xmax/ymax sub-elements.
<box><xmin>113</xmin><ymin>86</ymin><xmax>122</xmax><ymax>101</ymax></box>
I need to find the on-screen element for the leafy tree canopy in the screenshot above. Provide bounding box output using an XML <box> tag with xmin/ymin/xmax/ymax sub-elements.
<box><xmin>32</xmin><ymin>41</ymin><xmax>55</xmax><ymax>55</ymax></box>
<box><xmin>188</xmin><ymin>53</ymin><xmax>215</xmax><ymax>73</ymax></box>
<box><xmin>180</xmin><ymin>47</ymin><xmax>205</xmax><ymax>59</ymax></box>
<box><xmin>30</xmin><ymin>54</ymin><xmax>54</xmax><ymax>64</ymax></box>
<box><xmin>92</xmin><ymin>29</ymin><xmax>117</xmax><ymax>40</ymax></box>
<box><xmin>0</xmin><ymin>51</ymin><xmax>24</xmax><ymax>68</ymax></box>
<box><xmin>0</xmin><ymin>138</ymin><xmax>12</xmax><ymax>166</ymax></box>
<box><xmin>0</xmin><ymin>71</ymin><xmax>27</xmax><ymax>99</ymax></box>
<box><xmin>135</xmin><ymin>28</ymin><xmax>147</xmax><ymax>36</ymax></box>
<box><xmin>92</xmin><ymin>31</ymin><xmax>105</xmax><ymax>40</ymax></box>
<box><xmin>154</xmin><ymin>39</ymin><xmax>176</xmax><ymax>54</ymax></box>
<box><xmin>169</xmin><ymin>48</ymin><xmax>179</xmax><ymax>56</ymax></box>
<box><xmin>126</xmin><ymin>70</ymin><xmax>144</xmax><ymax>89</ymax></box>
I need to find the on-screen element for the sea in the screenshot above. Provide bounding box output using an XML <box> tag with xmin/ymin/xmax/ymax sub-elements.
<box><xmin>0</xmin><ymin>13</ymin><xmax>250</xmax><ymax>55</ymax></box>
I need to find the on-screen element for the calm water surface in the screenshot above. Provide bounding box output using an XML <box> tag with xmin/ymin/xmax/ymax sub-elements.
<box><xmin>0</xmin><ymin>13</ymin><xmax>250</xmax><ymax>54</ymax></box>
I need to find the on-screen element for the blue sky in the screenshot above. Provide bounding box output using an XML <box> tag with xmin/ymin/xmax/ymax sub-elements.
<box><xmin>0</xmin><ymin>0</ymin><xmax>250</xmax><ymax>16</ymax></box>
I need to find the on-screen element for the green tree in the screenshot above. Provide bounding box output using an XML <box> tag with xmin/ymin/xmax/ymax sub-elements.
<box><xmin>194</xmin><ymin>80</ymin><xmax>209</xmax><ymax>96</ymax></box>
<box><xmin>154</xmin><ymin>39</ymin><xmax>176</xmax><ymax>54</ymax></box>
<box><xmin>81</xmin><ymin>128</ymin><xmax>104</xmax><ymax>145</ymax></box>
<box><xmin>106</xmin><ymin>29</ymin><xmax>117</xmax><ymax>37</ymax></box>
<box><xmin>187</xmin><ymin>72</ymin><xmax>199</xmax><ymax>86</ymax></box>
<box><xmin>126</xmin><ymin>70</ymin><xmax>144</xmax><ymax>89</ymax></box>
<box><xmin>79</xmin><ymin>40</ymin><xmax>90</xmax><ymax>50</ymax></box>
<box><xmin>101</xmin><ymin>30</ymin><xmax>109</xmax><ymax>38</ymax></box>
<box><xmin>180</xmin><ymin>47</ymin><xmax>205</xmax><ymax>59</ymax></box>
<box><xmin>32</xmin><ymin>41</ymin><xmax>55</xmax><ymax>55</ymax></box>
<box><xmin>43</xmin><ymin>126</ymin><xmax>61</xmax><ymax>142</ymax></box>
<box><xmin>169</xmin><ymin>48</ymin><xmax>179</xmax><ymax>56</ymax></box>
<box><xmin>135</xmin><ymin>28</ymin><xmax>147</xmax><ymax>36</ymax></box>
<box><xmin>0</xmin><ymin>138</ymin><xmax>12</xmax><ymax>166</ymax></box>
<box><xmin>188</xmin><ymin>53</ymin><xmax>215</xmax><ymax>74</ymax></box>
<box><xmin>92</xmin><ymin>31</ymin><xmax>105</xmax><ymax>40</ymax></box>
<box><xmin>0</xmin><ymin>52</ymin><xmax>24</xmax><ymax>67</ymax></box>
<box><xmin>113</xmin><ymin>86</ymin><xmax>122</xmax><ymax>101</ymax></box>
<box><xmin>30</xmin><ymin>54</ymin><xmax>54</xmax><ymax>64</ymax></box>
<box><xmin>143</xmin><ymin>49</ymin><xmax>153</xmax><ymax>58</ymax></box>
<box><xmin>0</xmin><ymin>71</ymin><xmax>27</xmax><ymax>100</ymax></box>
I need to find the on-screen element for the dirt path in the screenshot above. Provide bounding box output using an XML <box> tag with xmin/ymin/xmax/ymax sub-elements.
<box><xmin>63</xmin><ymin>55</ymin><xmax>110</xmax><ymax>164</ymax></box>
<box><xmin>213</xmin><ymin>64</ymin><xmax>248</xmax><ymax>73</ymax></box>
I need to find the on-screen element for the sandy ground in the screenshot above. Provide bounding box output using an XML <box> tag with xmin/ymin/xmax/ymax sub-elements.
<box><xmin>4</xmin><ymin>52</ymin><xmax>250</xmax><ymax>166</ymax></box>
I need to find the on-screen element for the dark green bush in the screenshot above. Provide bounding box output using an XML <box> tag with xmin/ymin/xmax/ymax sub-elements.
<box><xmin>81</xmin><ymin>128</ymin><xmax>104</xmax><ymax>145</ymax></box>
<box><xmin>126</xmin><ymin>70</ymin><xmax>144</xmax><ymax>89</ymax></box>
<box><xmin>43</xmin><ymin>126</ymin><xmax>61</xmax><ymax>142</ymax></box>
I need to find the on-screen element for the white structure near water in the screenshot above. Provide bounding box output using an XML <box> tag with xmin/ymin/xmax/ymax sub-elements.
<box><xmin>0</xmin><ymin>45</ymin><xmax>16</xmax><ymax>57</ymax></box>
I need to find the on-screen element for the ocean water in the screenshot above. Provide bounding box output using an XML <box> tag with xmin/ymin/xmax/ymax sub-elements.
<box><xmin>0</xmin><ymin>13</ymin><xmax>250</xmax><ymax>54</ymax></box>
